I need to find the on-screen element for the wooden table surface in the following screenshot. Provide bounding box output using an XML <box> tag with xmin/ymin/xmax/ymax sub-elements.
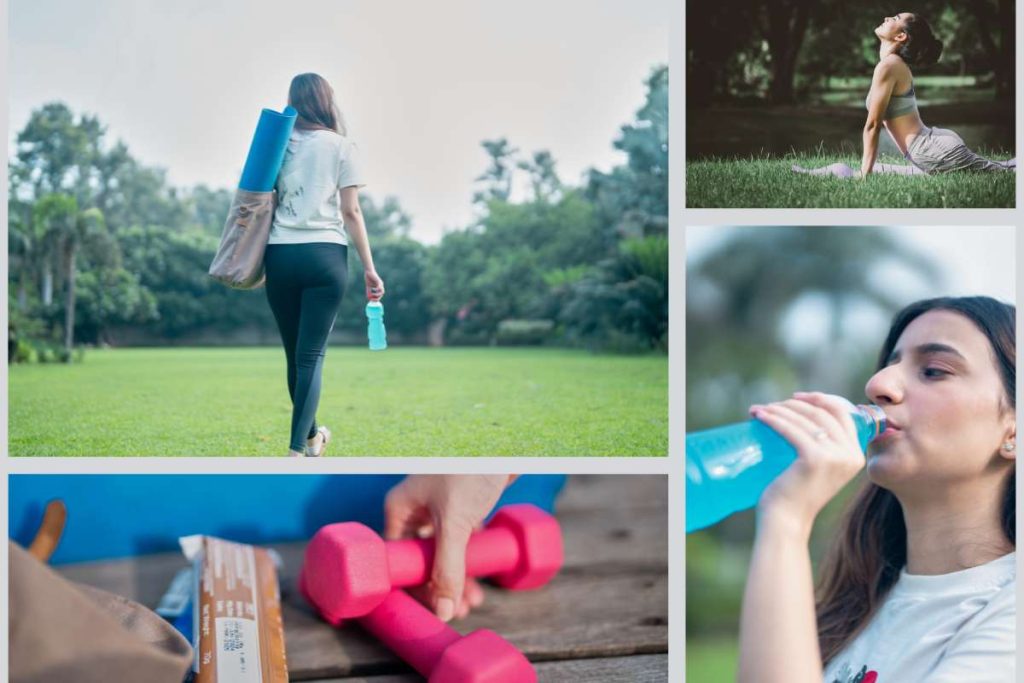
<box><xmin>58</xmin><ymin>475</ymin><xmax>668</xmax><ymax>682</ymax></box>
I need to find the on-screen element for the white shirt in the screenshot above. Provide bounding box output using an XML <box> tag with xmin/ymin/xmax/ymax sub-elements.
<box><xmin>823</xmin><ymin>551</ymin><xmax>1015</xmax><ymax>683</ymax></box>
<box><xmin>268</xmin><ymin>128</ymin><xmax>365</xmax><ymax>246</ymax></box>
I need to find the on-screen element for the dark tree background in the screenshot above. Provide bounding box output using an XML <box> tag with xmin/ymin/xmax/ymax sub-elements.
<box><xmin>688</xmin><ymin>0</ymin><xmax>1014</xmax><ymax>105</ymax></box>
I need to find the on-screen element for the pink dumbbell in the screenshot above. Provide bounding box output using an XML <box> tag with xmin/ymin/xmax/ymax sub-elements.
<box><xmin>359</xmin><ymin>588</ymin><xmax>536</xmax><ymax>682</ymax></box>
<box><xmin>300</xmin><ymin>503</ymin><xmax>562</xmax><ymax>624</ymax></box>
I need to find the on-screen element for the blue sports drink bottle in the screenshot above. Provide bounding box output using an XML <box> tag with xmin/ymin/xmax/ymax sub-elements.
<box><xmin>686</xmin><ymin>398</ymin><xmax>886</xmax><ymax>532</ymax></box>
<box><xmin>365</xmin><ymin>301</ymin><xmax>387</xmax><ymax>351</ymax></box>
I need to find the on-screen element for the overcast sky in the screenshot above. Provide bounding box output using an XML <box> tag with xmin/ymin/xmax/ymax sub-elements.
<box><xmin>10</xmin><ymin>0</ymin><xmax>668</xmax><ymax>243</ymax></box>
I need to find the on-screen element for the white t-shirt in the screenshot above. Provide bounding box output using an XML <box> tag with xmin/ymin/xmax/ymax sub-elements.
<box><xmin>268</xmin><ymin>128</ymin><xmax>365</xmax><ymax>245</ymax></box>
<box><xmin>823</xmin><ymin>551</ymin><xmax>1015</xmax><ymax>683</ymax></box>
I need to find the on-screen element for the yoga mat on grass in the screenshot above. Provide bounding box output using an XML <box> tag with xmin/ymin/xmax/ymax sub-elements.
<box><xmin>238</xmin><ymin>106</ymin><xmax>298</xmax><ymax>192</ymax></box>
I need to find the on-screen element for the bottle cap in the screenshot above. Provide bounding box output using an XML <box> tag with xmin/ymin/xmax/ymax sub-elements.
<box><xmin>857</xmin><ymin>404</ymin><xmax>887</xmax><ymax>441</ymax></box>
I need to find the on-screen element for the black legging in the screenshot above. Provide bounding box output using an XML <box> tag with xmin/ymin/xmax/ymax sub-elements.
<box><xmin>264</xmin><ymin>242</ymin><xmax>348</xmax><ymax>452</ymax></box>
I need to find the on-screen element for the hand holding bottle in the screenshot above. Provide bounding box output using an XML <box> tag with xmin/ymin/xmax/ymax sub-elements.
<box><xmin>686</xmin><ymin>394</ymin><xmax>884</xmax><ymax>533</ymax></box>
<box><xmin>750</xmin><ymin>392</ymin><xmax>872</xmax><ymax>533</ymax></box>
<box><xmin>365</xmin><ymin>270</ymin><xmax>385</xmax><ymax>301</ymax></box>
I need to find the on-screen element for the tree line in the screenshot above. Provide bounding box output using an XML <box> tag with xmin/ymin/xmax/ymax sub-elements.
<box><xmin>687</xmin><ymin>0</ymin><xmax>1014</xmax><ymax>105</ymax></box>
<box><xmin>8</xmin><ymin>67</ymin><xmax>668</xmax><ymax>361</ymax></box>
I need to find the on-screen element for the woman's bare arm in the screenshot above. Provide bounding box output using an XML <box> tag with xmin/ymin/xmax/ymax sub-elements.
<box><xmin>861</xmin><ymin>60</ymin><xmax>898</xmax><ymax>177</ymax></box>
<box><xmin>737</xmin><ymin>393</ymin><xmax>869</xmax><ymax>683</ymax></box>
<box><xmin>738</xmin><ymin>509</ymin><xmax>822</xmax><ymax>683</ymax></box>
<box><xmin>340</xmin><ymin>186</ymin><xmax>384</xmax><ymax>299</ymax></box>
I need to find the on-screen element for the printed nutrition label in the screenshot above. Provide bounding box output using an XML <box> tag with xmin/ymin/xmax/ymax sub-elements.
<box><xmin>217</xmin><ymin>617</ymin><xmax>262</xmax><ymax>682</ymax></box>
<box><xmin>187</xmin><ymin>535</ymin><xmax>287</xmax><ymax>683</ymax></box>
<box><xmin>202</xmin><ymin>538</ymin><xmax>262</xmax><ymax>683</ymax></box>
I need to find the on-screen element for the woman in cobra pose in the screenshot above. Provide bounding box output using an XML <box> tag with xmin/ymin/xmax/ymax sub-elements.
<box><xmin>794</xmin><ymin>13</ymin><xmax>1014</xmax><ymax>178</ymax></box>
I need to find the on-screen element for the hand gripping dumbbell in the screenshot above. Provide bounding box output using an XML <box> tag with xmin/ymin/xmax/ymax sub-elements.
<box><xmin>358</xmin><ymin>588</ymin><xmax>537</xmax><ymax>682</ymax></box>
<box><xmin>299</xmin><ymin>503</ymin><xmax>562</xmax><ymax>624</ymax></box>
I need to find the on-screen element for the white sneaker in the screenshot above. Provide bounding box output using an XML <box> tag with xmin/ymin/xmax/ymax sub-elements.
<box><xmin>305</xmin><ymin>426</ymin><xmax>331</xmax><ymax>457</ymax></box>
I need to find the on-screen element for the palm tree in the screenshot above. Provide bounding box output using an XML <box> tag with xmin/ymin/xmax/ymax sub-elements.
<box><xmin>8</xmin><ymin>167</ymin><xmax>38</xmax><ymax>310</ymax></box>
<box><xmin>61</xmin><ymin>207</ymin><xmax>108</xmax><ymax>352</ymax></box>
<box><xmin>8</xmin><ymin>208</ymin><xmax>35</xmax><ymax>310</ymax></box>
<box><xmin>31</xmin><ymin>194</ymin><xmax>75</xmax><ymax>307</ymax></box>
<box><xmin>32</xmin><ymin>194</ymin><xmax>111</xmax><ymax>352</ymax></box>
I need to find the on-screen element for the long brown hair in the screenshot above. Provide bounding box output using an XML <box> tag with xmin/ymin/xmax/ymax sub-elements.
<box><xmin>895</xmin><ymin>14</ymin><xmax>943</xmax><ymax>68</ymax></box>
<box><xmin>815</xmin><ymin>296</ymin><xmax>1016</xmax><ymax>666</ymax></box>
<box><xmin>288</xmin><ymin>73</ymin><xmax>346</xmax><ymax>135</ymax></box>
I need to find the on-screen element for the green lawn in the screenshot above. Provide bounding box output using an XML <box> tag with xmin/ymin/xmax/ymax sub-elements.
<box><xmin>687</xmin><ymin>154</ymin><xmax>1015</xmax><ymax>208</ymax></box>
<box><xmin>9</xmin><ymin>347</ymin><xmax>667</xmax><ymax>456</ymax></box>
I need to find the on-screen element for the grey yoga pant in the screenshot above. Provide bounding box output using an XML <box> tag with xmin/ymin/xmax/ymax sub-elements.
<box><xmin>907</xmin><ymin>127</ymin><xmax>1014</xmax><ymax>173</ymax></box>
<box><xmin>264</xmin><ymin>242</ymin><xmax>348</xmax><ymax>452</ymax></box>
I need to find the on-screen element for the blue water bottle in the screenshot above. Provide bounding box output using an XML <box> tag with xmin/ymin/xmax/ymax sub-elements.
<box><xmin>366</xmin><ymin>301</ymin><xmax>387</xmax><ymax>351</ymax></box>
<box><xmin>686</xmin><ymin>398</ymin><xmax>885</xmax><ymax>532</ymax></box>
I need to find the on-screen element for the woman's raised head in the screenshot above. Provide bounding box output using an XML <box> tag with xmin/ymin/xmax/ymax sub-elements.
<box><xmin>288</xmin><ymin>73</ymin><xmax>346</xmax><ymax>135</ymax></box>
<box><xmin>816</xmin><ymin>295</ymin><xmax>1015</xmax><ymax>665</ymax></box>
<box><xmin>876</xmin><ymin>296</ymin><xmax>1015</xmax><ymax>407</ymax></box>
<box><xmin>879</xmin><ymin>12</ymin><xmax>943</xmax><ymax>67</ymax></box>
<box><xmin>864</xmin><ymin>296</ymin><xmax>1015</xmax><ymax>491</ymax></box>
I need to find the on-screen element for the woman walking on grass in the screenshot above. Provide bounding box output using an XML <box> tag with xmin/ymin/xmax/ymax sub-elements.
<box><xmin>738</xmin><ymin>297</ymin><xmax>1015</xmax><ymax>682</ymax></box>
<box><xmin>265</xmin><ymin>73</ymin><xmax>385</xmax><ymax>457</ymax></box>
<box><xmin>794</xmin><ymin>13</ymin><xmax>1015</xmax><ymax>178</ymax></box>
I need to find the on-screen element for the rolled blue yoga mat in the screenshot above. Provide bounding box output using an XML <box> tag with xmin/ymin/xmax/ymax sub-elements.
<box><xmin>238</xmin><ymin>106</ymin><xmax>298</xmax><ymax>192</ymax></box>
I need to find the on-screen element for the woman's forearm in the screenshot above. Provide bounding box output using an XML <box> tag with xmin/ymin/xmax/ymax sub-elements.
<box><xmin>343</xmin><ymin>206</ymin><xmax>377</xmax><ymax>274</ymax></box>
<box><xmin>738</xmin><ymin>509</ymin><xmax>823</xmax><ymax>683</ymax></box>
<box><xmin>861</xmin><ymin>124</ymin><xmax>881</xmax><ymax>176</ymax></box>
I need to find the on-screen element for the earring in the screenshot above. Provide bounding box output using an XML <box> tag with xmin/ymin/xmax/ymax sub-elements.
<box><xmin>1002</xmin><ymin>442</ymin><xmax>1016</xmax><ymax>453</ymax></box>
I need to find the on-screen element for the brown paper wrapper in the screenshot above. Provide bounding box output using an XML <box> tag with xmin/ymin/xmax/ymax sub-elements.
<box><xmin>185</xmin><ymin>536</ymin><xmax>288</xmax><ymax>683</ymax></box>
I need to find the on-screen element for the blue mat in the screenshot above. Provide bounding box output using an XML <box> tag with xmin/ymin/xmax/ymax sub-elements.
<box><xmin>238</xmin><ymin>106</ymin><xmax>297</xmax><ymax>192</ymax></box>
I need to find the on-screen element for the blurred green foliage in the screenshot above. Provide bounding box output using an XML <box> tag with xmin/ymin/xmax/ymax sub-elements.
<box><xmin>686</xmin><ymin>637</ymin><xmax>739</xmax><ymax>682</ymax></box>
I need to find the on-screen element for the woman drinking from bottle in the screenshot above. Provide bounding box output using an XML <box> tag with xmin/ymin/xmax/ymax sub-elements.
<box><xmin>737</xmin><ymin>296</ymin><xmax>1015</xmax><ymax>682</ymax></box>
<box><xmin>265</xmin><ymin>72</ymin><xmax>385</xmax><ymax>457</ymax></box>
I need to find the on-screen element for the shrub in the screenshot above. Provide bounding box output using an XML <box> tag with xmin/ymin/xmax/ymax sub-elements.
<box><xmin>495</xmin><ymin>319</ymin><xmax>555</xmax><ymax>346</ymax></box>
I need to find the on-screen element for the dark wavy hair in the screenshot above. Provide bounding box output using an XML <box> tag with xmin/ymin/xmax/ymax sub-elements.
<box><xmin>288</xmin><ymin>73</ymin><xmax>346</xmax><ymax>135</ymax></box>
<box><xmin>896</xmin><ymin>14</ymin><xmax>943</xmax><ymax>68</ymax></box>
<box><xmin>815</xmin><ymin>296</ymin><xmax>1015</xmax><ymax>666</ymax></box>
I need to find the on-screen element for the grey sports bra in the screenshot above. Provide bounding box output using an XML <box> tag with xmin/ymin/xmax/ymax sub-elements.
<box><xmin>866</xmin><ymin>82</ymin><xmax>918</xmax><ymax>120</ymax></box>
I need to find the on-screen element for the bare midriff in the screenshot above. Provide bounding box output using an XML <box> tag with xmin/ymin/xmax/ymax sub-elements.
<box><xmin>883</xmin><ymin>110</ymin><xmax>926</xmax><ymax>156</ymax></box>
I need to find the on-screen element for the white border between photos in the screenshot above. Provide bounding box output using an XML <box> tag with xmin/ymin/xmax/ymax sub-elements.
<box><xmin>668</xmin><ymin>0</ymin><xmax>685</xmax><ymax>679</ymax></box>
<box><xmin>3</xmin><ymin>0</ymin><xmax>13</xmax><ymax>675</ymax></box>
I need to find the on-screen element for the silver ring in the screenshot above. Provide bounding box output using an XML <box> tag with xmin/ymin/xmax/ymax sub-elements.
<box><xmin>812</xmin><ymin>429</ymin><xmax>828</xmax><ymax>441</ymax></box>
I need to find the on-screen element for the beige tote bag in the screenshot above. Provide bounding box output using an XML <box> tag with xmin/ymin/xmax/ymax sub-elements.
<box><xmin>208</xmin><ymin>189</ymin><xmax>276</xmax><ymax>289</ymax></box>
<box><xmin>9</xmin><ymin>541</ymin><xmax>194</xmax><ymax>683</ymax></box>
